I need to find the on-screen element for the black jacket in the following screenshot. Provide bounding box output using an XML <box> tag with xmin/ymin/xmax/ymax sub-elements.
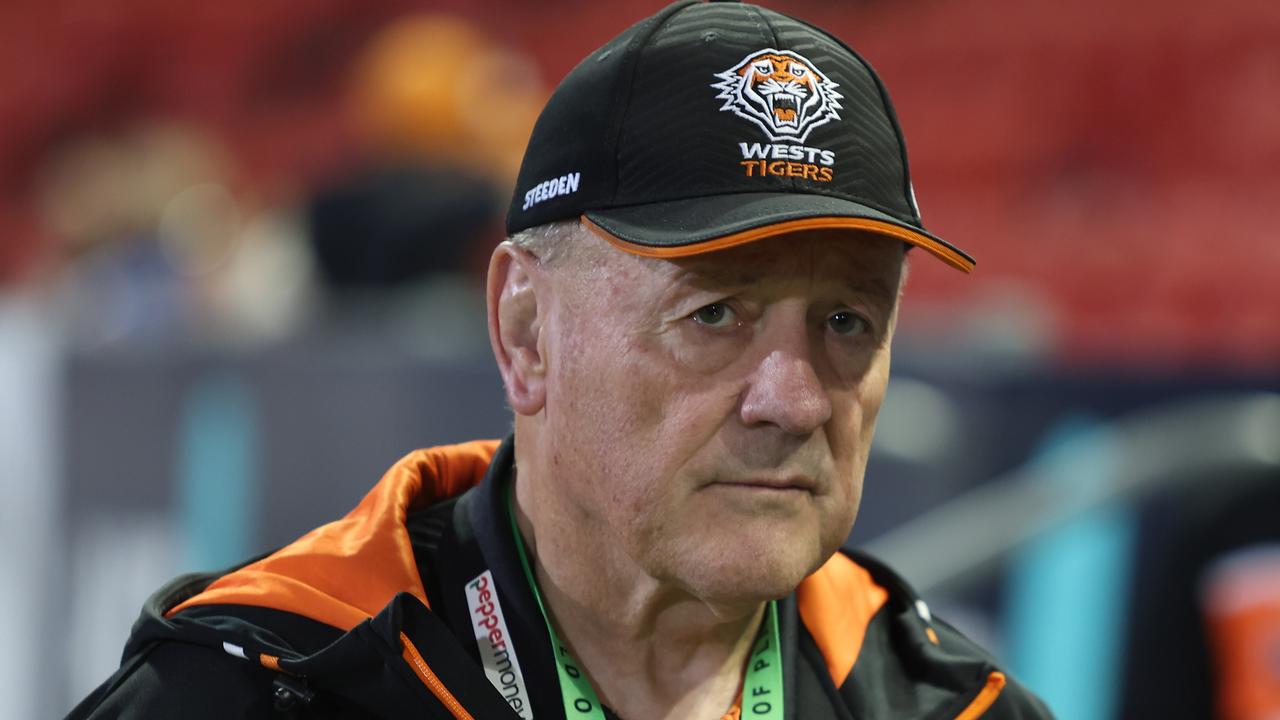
<box><xmin>71</xmin><ymin>438</ymin><xmax>1053</xmax><ymax>719</ymax></box>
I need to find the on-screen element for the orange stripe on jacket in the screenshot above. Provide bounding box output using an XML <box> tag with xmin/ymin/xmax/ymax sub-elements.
<box><xmin>167</xmin><ymin>440</ymin><xmax>501</xmax><ymax>630</ymax></box>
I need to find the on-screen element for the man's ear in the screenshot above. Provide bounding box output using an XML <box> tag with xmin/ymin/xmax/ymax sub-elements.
<box><xmin>487</xmin><ymin>243</ymin><xmax>547</xmax><ymax>416</ymax></box>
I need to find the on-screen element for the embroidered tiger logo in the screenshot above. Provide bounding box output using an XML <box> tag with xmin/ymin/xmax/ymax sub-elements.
<box><xmin>711</xmin><ymin>49</ymin><xmax>842</xmax><ymax>143</ymax></box>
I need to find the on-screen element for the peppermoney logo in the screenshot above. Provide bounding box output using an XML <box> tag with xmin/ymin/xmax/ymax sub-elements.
<box><xmin>712</xmin><ymin>49</ymin><xmax>841</xmax><ymax>183</ymax></box>
<box><xmin>466</xmin><ymin>571</ymin><xmax>533</xmax><ymax>718</ymax></box>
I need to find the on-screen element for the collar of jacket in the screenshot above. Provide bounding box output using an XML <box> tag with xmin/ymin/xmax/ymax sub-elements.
<box><xmin>167</xmin><ymin>436</ymin><xmax>891</xmax><ymax>688</ymax></box>
<box><xmin>167</xmin><ymin>438</ymin><xmax>501</xmax><ymax>628</ymax></box>
<box><xmin>130</xmin><ymin>436</ymin><xmax>1034</xmax><ymax>719</ymax></box>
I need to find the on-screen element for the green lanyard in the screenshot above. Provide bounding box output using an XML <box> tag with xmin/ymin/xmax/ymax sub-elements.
<box><xmin>506</xmin><ymin>484</ymin><xmax>784</xmax><ymax>720</ymax></box>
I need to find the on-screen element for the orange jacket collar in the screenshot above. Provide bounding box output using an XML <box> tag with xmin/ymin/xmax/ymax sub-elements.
<box><xmin>166</xmin><ymin>437</ymin><xmax>887</xmax><ymax>686</ymax></box>
<box><xmin>167</xmin><ymin>440</ymin><xmax>501</xmax><ymax>631</ymax></box>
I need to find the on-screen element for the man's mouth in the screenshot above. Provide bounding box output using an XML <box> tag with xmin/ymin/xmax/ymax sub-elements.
<box><xmin>713</xmin><ymin>476</ymin><xmax>815</xmax><ymax>492</ymax></box>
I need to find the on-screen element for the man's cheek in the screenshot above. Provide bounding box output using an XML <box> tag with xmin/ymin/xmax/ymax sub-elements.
<box><xmin>608</xmin><ymin>365</ymin><xmax>670</xmax><ymax>435</ymax></box>
<box><xmin>664</xmin><ymin>327</ymin><xmax>744</xmax><ymax>375</ymax></box>
<box><xmin>818</xmin><ymin>487</ymin><xmax>860</xmax><ymax>546</ymax></box>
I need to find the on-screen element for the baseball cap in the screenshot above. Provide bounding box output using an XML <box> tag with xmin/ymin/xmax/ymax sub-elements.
<box><xmin>506</xmin><ymin>0</ymin><xmax>974</xmax><ymax>272</ymax></box>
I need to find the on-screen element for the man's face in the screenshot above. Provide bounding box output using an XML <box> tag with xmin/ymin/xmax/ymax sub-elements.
<box><xmin>537</xmin><ymin>229</ymin><xmax>904</xmax><ymax>605</ymax></box>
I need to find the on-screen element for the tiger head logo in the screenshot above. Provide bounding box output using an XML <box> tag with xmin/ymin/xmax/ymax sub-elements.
<box><xmin>711</xmin><ymin>49</ymin><xmax>842</xmax><ymax>143</ymax></box>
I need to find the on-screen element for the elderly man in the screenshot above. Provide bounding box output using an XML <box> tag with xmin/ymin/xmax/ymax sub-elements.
<box><xmin>73</xmin><ymin>2</ymin><xmax>1051</xmax><ymax>718</ymax></box>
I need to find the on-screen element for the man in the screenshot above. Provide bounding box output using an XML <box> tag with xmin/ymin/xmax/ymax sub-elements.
<box><xmin>72</xmin><ymin>2</ymin><xmax>1052</xmax><ymax>718</ymax></box>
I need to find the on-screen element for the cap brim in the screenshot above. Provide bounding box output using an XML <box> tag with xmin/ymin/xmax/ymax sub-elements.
<box><xmin>582</xmin><ymin>192</ymin><xmax>974</xmax><ymax>272</ymax></box>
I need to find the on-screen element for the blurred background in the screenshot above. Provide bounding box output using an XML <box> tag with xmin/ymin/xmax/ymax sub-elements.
<box><xmin>1</xmin><ymin>0</ymin><xmax>1277</xmax><ymax>718</ymax></box>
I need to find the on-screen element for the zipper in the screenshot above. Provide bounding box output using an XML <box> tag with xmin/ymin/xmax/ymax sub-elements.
<box><xmin>400</xmin><ymin>631</ymin><xmax>475</xmax><ymax>720</ymax></box>
<box><xmin>953</xmin><ymin>671</ymin><xmax>1006</xmax><ymax>720</ymax></box>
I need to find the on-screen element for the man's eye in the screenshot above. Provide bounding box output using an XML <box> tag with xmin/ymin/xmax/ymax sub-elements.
<box><xmin>827</xmin><ymin>311</ymin><xmax>868</xmax><ymax>336</ymax></box>
<box><xmin>691</xmin><ymin>303</ymin><xmax>736</xmax><ymax>328</ymax></box>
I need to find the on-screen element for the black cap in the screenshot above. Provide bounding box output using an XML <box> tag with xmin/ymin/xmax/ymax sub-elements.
<box><xmin>506</xmin><ymin>0</ymin><xmax>974</xmax><ymax>272</ymax></box>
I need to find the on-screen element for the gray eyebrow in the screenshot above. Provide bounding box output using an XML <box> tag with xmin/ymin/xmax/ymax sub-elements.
<box><xmin>846</xmin><ymin>276</ymin><xmax>899</xmax><ymax>305</ymax></box>
<box><xmin>668</xmin><ymin>265</ymin><xmax>764</xmax><ymax>289</ymax></box>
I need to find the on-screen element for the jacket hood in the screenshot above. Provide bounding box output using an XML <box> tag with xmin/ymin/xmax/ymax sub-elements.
<box><xmin>168</xmin><ymin>439</ymin><xmax>501</xmax><ymax>631</ymax></box>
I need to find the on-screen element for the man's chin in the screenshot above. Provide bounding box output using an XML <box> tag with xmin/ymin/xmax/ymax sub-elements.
<box><xmin>686</xmin><ymin>569</ymin><xmax>809</xmax><ymax>611</ymax></box>
<box><xmin>676</xmin><ymin>539</ymin><xmax>827</xmax><ymax>608</ymax></box>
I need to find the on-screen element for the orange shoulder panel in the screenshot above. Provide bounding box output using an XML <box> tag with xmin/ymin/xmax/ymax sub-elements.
<box><xmin>167</xmin><ymin>439</ymin><xmax>501</xmax><ymax>630</ymax></box>
<box><xmin>795</xmin><ymin>552</ymin><xmax>890</xmax><ymax>687</ymax></box>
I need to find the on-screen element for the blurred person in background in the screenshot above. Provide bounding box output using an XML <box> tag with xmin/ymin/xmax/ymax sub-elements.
<box><xmin>1117</xmin><ymin>474</ymin><xmax>1280</xmax><ymax>720</ymax></box>
<box><xmin>26</xmin><ymin>13</ymin><xmax>545</xmax><ymax>352</ymax></box>
<box><xmin>70</xmin><ymin>2</ymin><xmax>1051</xmax><ymax>718</ymax></box>
<box><xmin>34</xmin><ymin>120</ymin><xmax>319</xmax><ymax>347</ymax></box>
<box><xmin>305</xmin><ymin>14</ymin><xmax>546</xmax><ymax>356</ymax></box>
<box><xmin>36</xmin><ymin>122</ymin><xmax>226</xmax><ymax>345</ymax></box>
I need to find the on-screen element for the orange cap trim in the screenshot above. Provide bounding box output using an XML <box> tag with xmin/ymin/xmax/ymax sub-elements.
<box><xmin>954</xmin><ymin>672</ymin><xmax>1007</xmax><ymax>720</ymax></box>
<box><xmin>581</xmin><ymin>215</ymin><xmax>974</xmax><ymax>273</ymax></box>
<box><xmin>167</xmin><ymin>440</ymin><xmax>501</xmax><ymax>630</ymax></box>
<box><xmin>795</xmin><ymin>553</ymin><xmax>890</xmax><ymax>687</ymax></box>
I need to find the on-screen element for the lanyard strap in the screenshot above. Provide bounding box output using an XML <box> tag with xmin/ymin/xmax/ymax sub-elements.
<box><xmin>505</xmin><ymin>484</ymin><xmax>784</xmax><ymax>720</ymax></box>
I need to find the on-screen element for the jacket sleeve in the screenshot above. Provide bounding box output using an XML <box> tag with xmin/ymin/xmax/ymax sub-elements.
<box><xmin>66</xmin><ymin>641</ymin><xmax>282</xmax><ymax>720</ymax></box>
<box><xmin>987</xmin><ymin>674</ymin><xmax>1056</xmax><ymax>719</ymax></box>
<box><xmin>931</xmin><ymin>617</ymin><xmax>1056</xmax><ymax>719</ymax></box>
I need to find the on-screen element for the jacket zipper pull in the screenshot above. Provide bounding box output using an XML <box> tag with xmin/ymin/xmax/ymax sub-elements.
<box><xmin>272</xmin><ymin>674</ymin><xmax>316</xmax><ymax>712</ymax></box>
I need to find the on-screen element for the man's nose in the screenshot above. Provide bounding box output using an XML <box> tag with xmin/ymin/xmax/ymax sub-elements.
<box><xmin>738</xmin><ymin>346</ymin><xmax>833</xmax><ymax>435</ymax></box>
